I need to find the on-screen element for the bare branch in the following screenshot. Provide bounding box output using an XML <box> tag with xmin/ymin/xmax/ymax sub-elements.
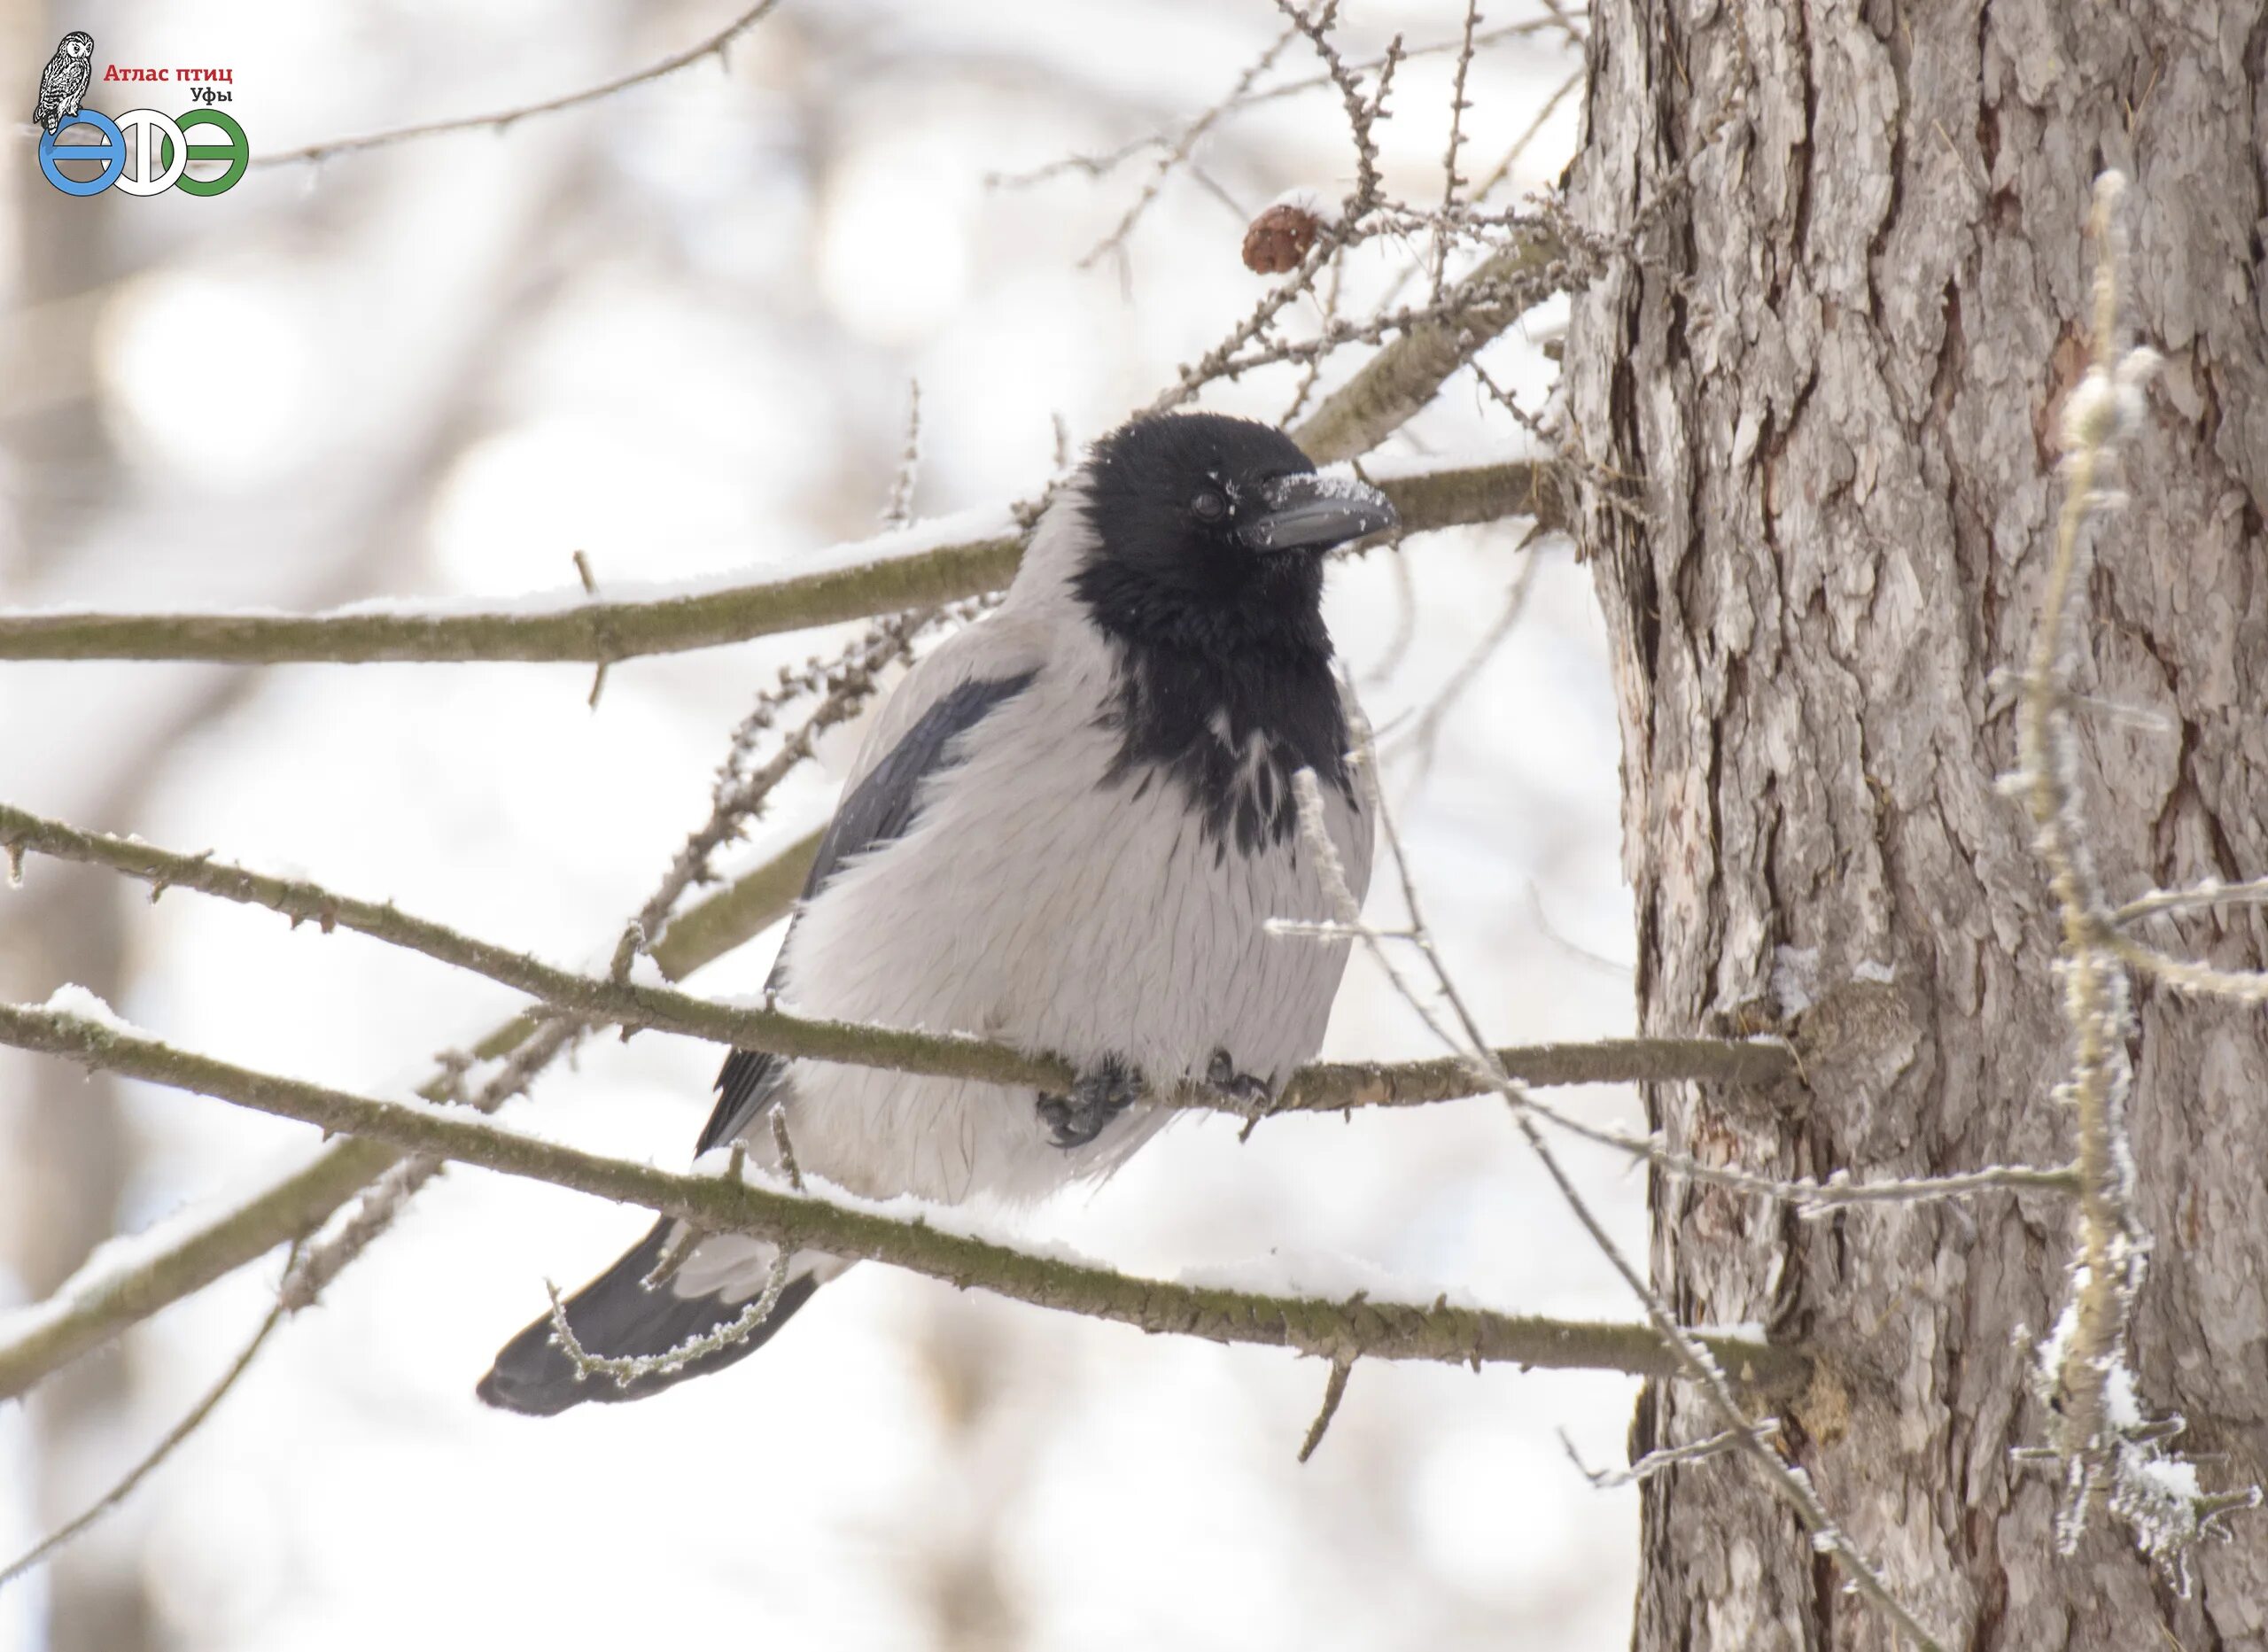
<box><xmin>625</xmin><ymin>604</ymin><xmax>947</xmax><ymax>960</ymax></box>
<box><xmin>0</xmin><ymin>799</ymin><xmax>1783</xmax><ymax>1407</ymax></box>
<box><xmin>983</xmin><ymin>21</ymin><xmax>1571</xmax><ymax>196</ymax></box>
<box><xmin>0</xmin><ymin>1001</ymin><xmax>1808</xmax><ymax>1393</ymax></box>
<box><xmin>1271</xmin><ymin>0</ymin><xmax>1398</xmax><ymax>219</ymax></box>
<box><xmin>252</xmin><ymin>0</ymin><xmax>788</xmax><ymax>169</ymax></box>
<box><xmin>1288</xmin><ymin>233</ymin><xmax>1565</xmax><ymax>464</ymax></box>
<box><xmin>1429</xmin><ymin>0</ymin><xmax>1484</xmax><ymax>303</ymax></box>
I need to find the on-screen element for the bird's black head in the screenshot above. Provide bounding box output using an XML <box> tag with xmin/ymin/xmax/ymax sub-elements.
<box><xmin>58</xmin><ymin>31</ymin><xmax>92</xmax><ymax>58</ymax></box>
<box><xmin>1073</xmin><ymin>413</ymin><xmax>1396</xmax><ymax>662</ymax></box>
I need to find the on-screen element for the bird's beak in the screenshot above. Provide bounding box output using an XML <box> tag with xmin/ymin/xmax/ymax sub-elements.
<box><xmin>1238</xmin><ymin>472</ymin><xmax>1398</xmax><ymax>555</ymax></box>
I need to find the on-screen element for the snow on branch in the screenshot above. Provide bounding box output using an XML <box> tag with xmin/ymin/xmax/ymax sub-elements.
<box><xmin>0</xmin><ymin>999</ymin><xmax>1807</xmax><ymax>1394</ymax></box>
<box><xmin>0</xmin><ymin>452</ymin><xmax>1559</xmax><ymax>667</ymax></box>
<box><xmin>0</xmin><ymin>795</ymin><xmax>1786</xmax><ymax>1407</ymax></box>
<box><xmin>0</xmin><ymin>826</ymin><xmax>814</xmax><ymax>1404</ymax></box>
<box><xmin>0</xmin><ymin>798</ymin><xmax>1786</xmax><ymax>1113</ymax></box>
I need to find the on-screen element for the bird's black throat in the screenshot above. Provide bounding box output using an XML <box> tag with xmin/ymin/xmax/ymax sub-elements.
<box><xmin>1081</xmin><ymin>585</ymin><xmax>1355</xmax><ymax>859</ymax></box>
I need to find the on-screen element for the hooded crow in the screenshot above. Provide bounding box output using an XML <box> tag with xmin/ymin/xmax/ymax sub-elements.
<box><xmin>479</xmin><ymin>411</ymin><xmax>1393</xmax><ymax>1414</ymax></box>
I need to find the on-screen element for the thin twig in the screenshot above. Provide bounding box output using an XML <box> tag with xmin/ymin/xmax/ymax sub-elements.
<box><xmin>1429</xmin><ymin>0</ymin><xmax>1483</xmax><ymax>304</ymax></box>
<box><xmin>881</xmin><ymin>382</ymin><xmax>923</xmax><ymax>529</ymax></box>
<box><xmin>1297</xmin><ymin>1358</ymin><xmax>1355</xmax><ymax>1462</ymax></box>
<box><xmin>983</xmin><ymin>20</ymin><xmax>1567</xmax><ymax>195</ymax></box>
<box><xmin>0</xmin><ymin>1295</ymin><xmax>286</xmax><ymax>1591</ymax></box>
<box><xmin>252</xmin><ymin>0</ymin><xmax>788</xmax><ymax>169</ymax></box>
<box><xmin>2012</xmin><ymin>174</ymin><xmax>2258</xmax><ymax>1586</ymax></box>
<box><xmin>2114</xmin><ymin>875</ymin><xmax>2268</xmax><ymax>927</ymax></box>
<box><xmin>1078</xmin><ymin>13</ymin><xmax>1308</xmax><ymax>268</ymax></box>
<box><xmin>1560</xmin><ymin>1421</ymin><xmax>1766</xmax><ymax>1490</ymax></box>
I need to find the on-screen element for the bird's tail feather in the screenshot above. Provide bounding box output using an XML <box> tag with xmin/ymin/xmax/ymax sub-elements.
<box><xmin>478</xmin><ymin>1219</ymin><xmax>823</xmax><ymax>1416</ymax></box>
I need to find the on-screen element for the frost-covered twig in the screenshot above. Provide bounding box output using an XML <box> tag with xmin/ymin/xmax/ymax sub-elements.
<box><xmin>252</xmin><ymin>0</ymin><xmax>788</xmax><ymax>169</ymax></box>
<box><xmin>1560</xmin><ymin>1421</ymin><xmax>1766</xmax><ymax>1490</ymax></box>
<box><xmin>2113</xmin><ymin>875</ymin><xmax>2268</xmax><ymax>927</ymax></box>
<box><xmin>0</xmin><ymin>1000</ymin><xmax>1806</xmax><ymax>1392</ymax></box>
<box><xmin>2013</xmin><ymin>172</ymin><xmax>2261</xmax><ymax>1588</ymax></box>
<box><xmin>881</xmin><ymin>382</ymin><xmax>924</xmax><ymax>529</ymax></box>
<box><xmin>545</xmin><ymin>1251</ymin><xmax>792</xmax><ymax>1391</ymax></box>
<box><xmin>2101</xmin><ymin>932</ymin><xmax>2268</xmax><ymax>1006</ymax></box>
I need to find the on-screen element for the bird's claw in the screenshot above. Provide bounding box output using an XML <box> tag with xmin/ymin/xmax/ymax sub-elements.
<box><xmin>1206</xmin><ymin>1049</ymin><xmax>1275</xmax><ymax>1112</ymax></box>
<box><xmin>1037</xmin><ymin>1055</ymin><xmax>1145</xmax><ymax>1149</ymax></box>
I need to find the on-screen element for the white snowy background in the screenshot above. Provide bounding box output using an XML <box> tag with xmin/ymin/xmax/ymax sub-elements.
<box><xmin>0</xmin><ymin>1</ymin><xmax>1653</xmax><ymax>1647</ymax></box>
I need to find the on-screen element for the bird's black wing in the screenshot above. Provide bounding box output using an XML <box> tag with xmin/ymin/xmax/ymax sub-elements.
<box><xmin>694</xmin><ymin>669</ymin><xmax>1037</xmax><ymax>1154</ymax></box>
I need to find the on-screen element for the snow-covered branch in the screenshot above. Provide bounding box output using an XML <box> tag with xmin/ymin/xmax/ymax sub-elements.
<box><xmin>0</xmin><ymin>1000</ymin><xmax>1806</xmax><ymax>1394</ymax></box>
<box><xmin>0</xmin><ymin>826</ymin><xmax>816</xmax><ymax>1403</ymax></box>
<box><xmin>0</xmin><ymin>795</ymin><xmax>1787</xmax><ymax>1406</ymax></box>
<box><xmin>0</xmin><ymin>799</ymin><xmax>1786</xmax><ymax>1111</ymax></box>
<box><xmin>0</xmin><ymin>456</ymin><xmax>1562</xmax><ymax>668</ymax></box>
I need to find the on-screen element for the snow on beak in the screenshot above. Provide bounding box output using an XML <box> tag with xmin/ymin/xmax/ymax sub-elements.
<box><xmin>1237</xmin><ymin>471</ymin><xmax>1398</xmax><ymax>555</ymax></box>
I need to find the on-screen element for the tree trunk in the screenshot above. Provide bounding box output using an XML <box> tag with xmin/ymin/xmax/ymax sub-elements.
<box><xmin>1563</xmin><ymin>1</ymin><xmax>2268</xmax><ymax>1645</ymax></box>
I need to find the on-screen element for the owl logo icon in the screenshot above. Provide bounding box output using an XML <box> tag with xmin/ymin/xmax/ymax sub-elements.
<box><xmin>33</xmin><ymin>30</ymin><xmax>96</xmax><ymax>136</ymax></box>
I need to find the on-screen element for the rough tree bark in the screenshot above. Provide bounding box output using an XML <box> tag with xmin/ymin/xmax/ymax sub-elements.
<box><xmin>1564</xmin><ymin>1</ymin><xmax>2268</xmax><ymax>1646</ymax></box>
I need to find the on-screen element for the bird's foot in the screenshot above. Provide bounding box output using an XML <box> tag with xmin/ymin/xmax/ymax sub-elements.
<box><xmin>1206</xmin><ymin>1049</ymin><xmax>1276</xmax><ymax>1114</ymax></box>
<box><xmin>1037</xmin><ymin>1055</ymin><xmax>1145</xmax><ymax>1149</ymax></box>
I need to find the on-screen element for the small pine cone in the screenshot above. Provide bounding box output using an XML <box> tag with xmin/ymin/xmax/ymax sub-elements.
<box><xmin>1242</xmin><ymin>200</ymin><xmax>1323</xmax><ymax>274</ymax></box>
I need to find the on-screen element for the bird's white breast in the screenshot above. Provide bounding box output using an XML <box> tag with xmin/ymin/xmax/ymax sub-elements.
<box><xmin>757</xmin><ymin>632</ymin><xmax>1370</xmax><ymax>1209</ymax></box>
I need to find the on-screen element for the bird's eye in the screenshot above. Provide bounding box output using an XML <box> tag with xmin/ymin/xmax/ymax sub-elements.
<box><xmin>1192</xmin><ymin>491</ymin><xmax>1228</xmax><ymax>523</ymax></box>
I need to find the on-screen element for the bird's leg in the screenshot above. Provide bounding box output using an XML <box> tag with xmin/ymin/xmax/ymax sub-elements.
<box><xmin>1036</xmin><ymin>1055</ymin><xmax>1145</xmax><ymax>1149</ymax></box>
